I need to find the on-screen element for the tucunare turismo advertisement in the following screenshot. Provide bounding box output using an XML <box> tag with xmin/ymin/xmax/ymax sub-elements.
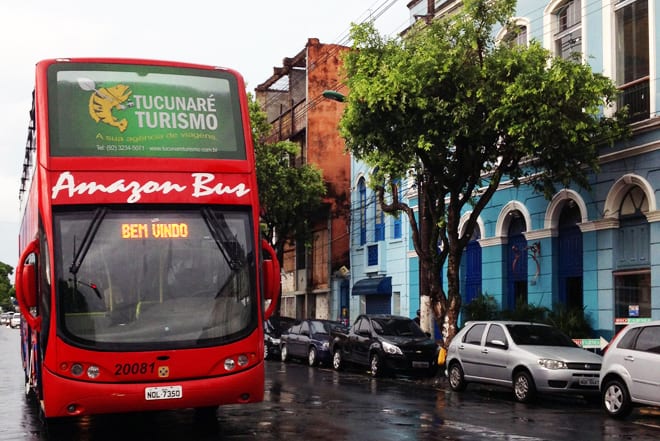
<box><xmin>47</xmin><ymin>62</ymin><xmax>246</xmax><ymax>160</ymax></box>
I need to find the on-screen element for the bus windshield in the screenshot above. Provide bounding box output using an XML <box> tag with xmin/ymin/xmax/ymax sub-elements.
<box><xmin>53</xmin><ymin>207</ymin><xmax>256</xmax><ymax>350</ymax></box>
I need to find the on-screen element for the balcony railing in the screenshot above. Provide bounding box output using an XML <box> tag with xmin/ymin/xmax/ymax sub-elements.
<box><xmin>618</xmin><ymin>77</ymin><xmax>649</xmax><ymax>123</ymax></box>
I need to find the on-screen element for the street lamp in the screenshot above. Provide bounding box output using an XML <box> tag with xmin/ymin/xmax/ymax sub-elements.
<box><xmin>322</xmin><ymin>90</ymin><xmax>345</xmax><ymax>102</ymax></box>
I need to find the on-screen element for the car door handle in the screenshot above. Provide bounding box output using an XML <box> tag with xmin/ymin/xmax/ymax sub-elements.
<box><xmin>624</xmin><ymin>355</ymin><xmax>635</xmax><ymax>361</ymax></box>
<box><xmin>481</xmin><ymin>348</ymin><xmax>489</xmax><ymax>354</ymax></box>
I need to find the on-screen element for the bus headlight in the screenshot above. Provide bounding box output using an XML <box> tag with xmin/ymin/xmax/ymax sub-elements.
<box><xmin>237</xmin><ymin>354</ymin><xmax>249</xmax><ymax>367</ymax></box>
<box><xmin>87</xmin><ymin>365</ymin><xmax>100</xmax><ymax>379</ymax></box>
<box><xmin>224</xmin><ymin>358</ymin><xmax>236</xmax><ymax>371</ymax></box>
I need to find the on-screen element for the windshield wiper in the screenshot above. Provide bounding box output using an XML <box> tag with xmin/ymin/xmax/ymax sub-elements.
<box><xmin>201</xmin><ymin>208</ymin><xmax>245</xmax><ymax>271</ymax></box>
<box><xmin>68</xmin><ymin>207</ymin><xmax>107</xmax><ymax>302</ymax></box>
<box><xmin>70</xmin><ymin>207</ymin><xmax>107</xmax><ymax>275</ymax></box>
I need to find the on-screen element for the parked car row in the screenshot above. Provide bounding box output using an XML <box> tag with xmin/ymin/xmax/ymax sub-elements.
<box><xmin>264</xmin><ymin>316</ymin><xmax>299</xmax><ymax>361</ymax></box>
<box><xmin>266</xmin><ymin>315</ymin><xmax>659</xmax><ymax>418</ymax></box>
<box><xmin>266</xmin><ymin>313</ymin><xmax>442</xmax><ymax>378</ymax></box>
<box><xmin>1</xmin><ymin>312</ymin><xmax>21</xmax><ymax>328</ymax></box>
<box><xmin>445</xmin><ymin>319</ymin><xmax>660</xmax><ymax>419</ymax></box>
<box><xmin>1</xmin><ymin>312</ymin><xmax>13</xmax><ymax>326</ymax></box>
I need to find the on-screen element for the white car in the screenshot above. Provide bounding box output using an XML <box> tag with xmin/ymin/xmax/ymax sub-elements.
<box><xmin>600</xmin><ymin>320</ymin><xmax>660</xmax><ymax>418</ymax></box>
<box><xmin>446</xmin><ymin>321</ymin><xmax>602</xmax><ymax>403</ymax></box>
<box><xmin>10</xmin><ymin>313</ymin><xmax>21</xmax><ymax>329</ymax></box>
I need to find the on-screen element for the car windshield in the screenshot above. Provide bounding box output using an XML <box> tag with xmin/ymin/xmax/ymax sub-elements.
<box><xmin>372</xmin><ymin>317</ymin><xmax>427</xmax><ymax>338</ymax></box>
<box><xmin>267</xmin><ymin>317</ymin><xmax>297</xmax><ymax>335</ymax></box>
<box><xmin>506</xmin><ymin>324</ymin><xmax>578</xmax><ymax>347</ymax></box>
<box><xmin>310</xmin><ymin>321</ymin><xmax>331</xmax><ymax>334</ymax></box>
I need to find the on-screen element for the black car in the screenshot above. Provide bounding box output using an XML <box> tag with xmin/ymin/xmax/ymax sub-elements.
<box><xmin>264</xmin><ymin>316</ymin><xmax>298</xmax><ymax>360</ymax></box>
<box><xmin>332</xmin><ymin>314</ymin><xmax>439</xmax><ymax>377</ymax></box>
<box><xmin>280</xmin><ymin>319</ymin><xmax>349</xmax><ymax>367</ymax></box>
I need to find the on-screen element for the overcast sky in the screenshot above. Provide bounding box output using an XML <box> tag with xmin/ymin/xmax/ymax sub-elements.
<box><xmin>0</xmin><ymin>0</ymin><xmax>409</xmax><ymax>277</ymax></box>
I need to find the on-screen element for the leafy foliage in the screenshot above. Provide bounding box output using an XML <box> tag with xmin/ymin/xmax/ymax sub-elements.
<box><xmin>339</xmin><ymin>0</ymin><xmax>628</xmax><ymax>346</ymax></box>
<box><xmin>500</xmin><ymin>299</ymin><xmax>549</xmax><ymax>323</ymax></box>
<box><xmin>545</xmin><ymin>304</ymin><xmax>593</xmax><ymax>338</ymax></box>
<box><xmin>0</xmin><ymin>261</ymin><xmax>16</xmax><ymax>312</ymax></box>
<box><xmin>462</xmin><ymin>293</ymin><xmax>499</xmax><ymax>321</ymax></box>
<box><xmin>462</xmin><ymin>295</ymin><xmax>593</xmax><ymax>338</ymax></box>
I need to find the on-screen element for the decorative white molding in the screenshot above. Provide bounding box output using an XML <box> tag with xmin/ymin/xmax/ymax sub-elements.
<box><xmin>603</xmin><ymin>174</ymin><xmax>657</xmax><ymax>218</ymax></box>
<box><xmin>495</xmin><ymin>200</ymin><xmax>532</xmax><ymax>237</ymax></box>
<box><xmin>544</xmin><ymin>189</ymin><xmax>589</xmax><ymax>230</ymax></box>
<box><xmin>580</xmin><ymin>218</ymin><xmax>620</xmax><ymax>232</ymax></box>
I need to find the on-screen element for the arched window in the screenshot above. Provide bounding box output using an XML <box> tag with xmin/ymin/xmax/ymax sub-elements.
<box><xmin>507</xmin><ymin>212</ymin><xmax>528</xmax><ymax>310</ymax></box>
<box><xmin>614</xmin><ymin>185</ymin><xmax>650</xmax><ymax>328</ymax></box>
<box><xmin>374</xmin><ymin>195</ymin><xmax>385</xmax><ymax>242</ymax></box>
<box><xmin>558</xmin><ymin>202</ymin><xmax>583</xmax><ymax>310</ymax></box>
<box><xmin>552</xmin><ymin>0</ymin><xmax>582</xmax><ymax>59</ymax></box>
<box><xmin>464</xmin><ymin>228</ymin><xmax>482</xmax><ymax>305</ymax></box>
<box><xmin>503</xmin><ymin>23</ymin><xmax>528</xmax><ymax>47</ymax></box>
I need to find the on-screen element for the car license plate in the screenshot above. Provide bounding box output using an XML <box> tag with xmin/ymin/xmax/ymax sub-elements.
<box><xmin>578</xmin><ymin>377</ymin><xmax>599</xmax><ymax>386</ymax></box>
<box><xmin>145</xmin><ymin>385</ymin><xmax>183</xmax><ymax>401</ymax></box>
<box><xmin>412</xmin><ymin>361</ymin><xmax>429</xmax><ymax>368</ymax></box>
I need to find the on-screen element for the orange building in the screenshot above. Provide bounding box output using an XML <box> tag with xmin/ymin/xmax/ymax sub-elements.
<box><xmin>256</xmin><ymin>38</ymin><xmax>351</xmax><ymax>321</ymax></box>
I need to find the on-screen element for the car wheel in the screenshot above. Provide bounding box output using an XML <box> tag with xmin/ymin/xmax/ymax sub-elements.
<box><xmin>280</xmin><ymin>344</ymin><xmax>289</xmax><ymax>362</ymax></box>
<box><xmin>448</xmin><ymin>362</ymin><xmax>467</xmax><ymax>392</ymax></box>
<box><xmin>513</xmin><ymin>370</ymin><xmax>536</xmax><ymax>403</ymax></box>
<box><xmin>308</xmin><ymin>347</ymin><xmax>318</xmax><ymax>367</ymax></box>
<box><xmin>602</xmin><ymin>378</ymin><xmax>633</xmax><ymax>418</ymax></box>
<box><xmin>332</xmin><ymin>349</ymin><xmax>343</xmax><ymax>371</ymax></box>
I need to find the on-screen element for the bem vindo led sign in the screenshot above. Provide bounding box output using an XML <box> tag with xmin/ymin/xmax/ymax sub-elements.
<box><xmin>121</xmin><ymin>222</ymin><xmax>189</xmax><ymax>239</ymax></box>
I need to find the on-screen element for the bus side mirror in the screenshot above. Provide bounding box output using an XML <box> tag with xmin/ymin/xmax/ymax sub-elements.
<box><xmin>261</xmin><ymin>239</ymin><xmax>280</xmax><ymax>321</ymax></box>
<box><xmin>16</xmin><ymin>239</ymin><xmax>42</xmax><ymax>331</ymax></box>
<box><xmin>21</xmin><ymin>263</ymin><xmax>38</xmax><ymax>308</ymax></box>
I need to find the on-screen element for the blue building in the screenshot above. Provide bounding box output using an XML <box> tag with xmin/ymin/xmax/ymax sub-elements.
<box><xmin>349</xmin><ymin>0</ymin><xmax>659</xmax><ymax>340</ymax></box>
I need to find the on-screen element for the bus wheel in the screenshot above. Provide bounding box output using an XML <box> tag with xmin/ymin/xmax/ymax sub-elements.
<box><xmin>194</xmin><ymin>406</ymin><xmax>219</xmax><ymax>421</ymax></box>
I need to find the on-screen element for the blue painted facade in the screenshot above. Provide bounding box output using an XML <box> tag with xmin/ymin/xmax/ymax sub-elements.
<box><xmin>349</xmin><ymin>0</ymin><xmax>660</xmax><ymax>341</ymax></box>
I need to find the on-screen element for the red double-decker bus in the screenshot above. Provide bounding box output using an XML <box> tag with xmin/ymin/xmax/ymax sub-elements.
<box><xmin>14</xmin><ymin>58</ymin><xmax>281</xmax><ymax>420</ymax></box>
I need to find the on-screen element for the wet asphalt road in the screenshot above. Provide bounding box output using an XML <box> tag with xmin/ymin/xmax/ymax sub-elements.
<box><xmin>1</xmin><ymin>325</ymin><xmax>658</xmax><ymax>440</ymax></box>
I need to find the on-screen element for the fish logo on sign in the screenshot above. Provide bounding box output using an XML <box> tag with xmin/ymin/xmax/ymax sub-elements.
<box><xmin>158</xmin><ymin>366</ymin><xmax>170</xmax><ymax>378</ymax></box>
<box><xmin>79</xmin><ymin>78</ymin><xmax>133</xmax><ymax>132</ymax></box>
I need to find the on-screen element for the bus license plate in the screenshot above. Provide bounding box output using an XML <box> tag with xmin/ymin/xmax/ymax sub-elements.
<box><xmin>412</xmin><ymin>361</ymin><xmax>429</xmax><ymax>368</ymax></box>
<box><xmin>145</xmin><ymin>385</ymin><xmax>183</xmax><ymax>401</ymax></box>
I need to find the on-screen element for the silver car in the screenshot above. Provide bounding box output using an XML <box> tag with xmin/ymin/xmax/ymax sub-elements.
<box><xmin>600</xmin><ymin>320</ymin><xmax>660</xmax><ymax>418</ymax></box>
<box><xmin>446</xmin><ymin>321</ymin><xmax>602</xmax><ymax>402</ymax></box>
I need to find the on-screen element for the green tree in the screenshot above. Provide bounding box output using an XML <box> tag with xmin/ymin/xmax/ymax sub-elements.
<box><xmin>0</xmin><ymin>261</ymin><xmax>16</xmax><ymax>312</ymax></box>
<box><xmin>248</xmin><ymin>94</ymin><xmax>327</xmax><ymax>264</ymax></box>
<box><xmin>338</xmin><ymin>0</ymin><xmax>628</xmax><ymax>346</ymax></box>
